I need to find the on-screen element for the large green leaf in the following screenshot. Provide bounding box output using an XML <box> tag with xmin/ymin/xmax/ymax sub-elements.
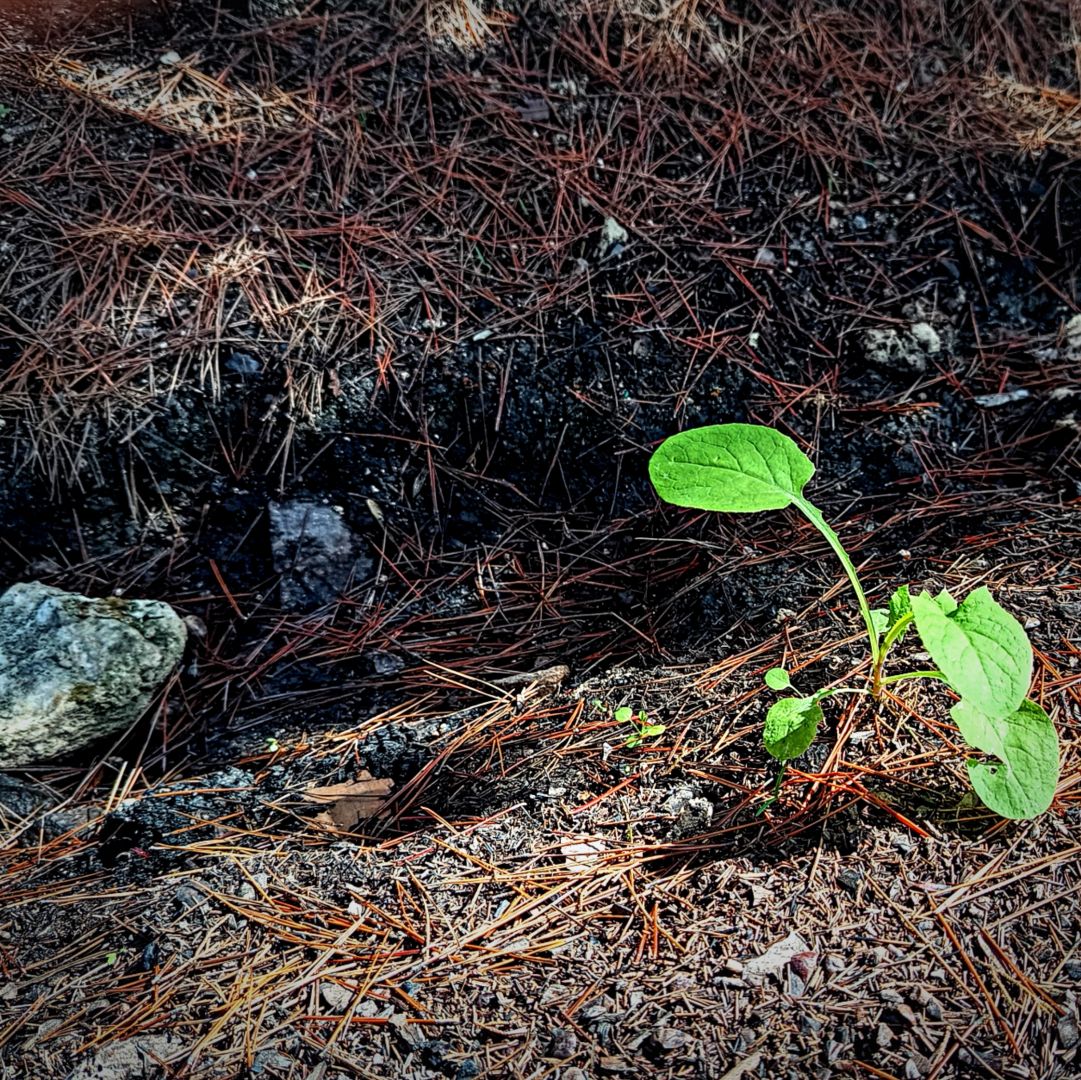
<box><xmin>649</xmin><ymin>424</ymin><xmax>814</xmax><ymax>513</ymax></box>
<box><xmin>911</xmin><ymin>587</ymin><xmax>1031</xmax><ymax>720</ymax></box>
<box><xmin>764</xmin><ymin>697</ymin><xmax>823</xmax><ymax>761</ymax></box>
<box><xmin>967</xmin><ymin>699</ymin><xmax>1059</xmax><ymax>820</ymax></box>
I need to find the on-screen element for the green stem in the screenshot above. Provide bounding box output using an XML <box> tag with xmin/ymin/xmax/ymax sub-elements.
<box><xmin>880</xmin><ymin>612</ymin><xmax>913</xmax><ymax>656</ymax></box>
<box><xmin>879</xmin><ymin>669</ymin><xmax>946</xmax><ymax>686</ymax></box>
<box><xmin>794</xmin><ymin>498</ymin><xmax>881</xmax><ymax>668</ymax></box>
<box><xmin>871</xmin><ymin>611</ymin><xmax>915</xmax><ymax>699</ymax></box>
<box><xmin>812</xmin><ymin>686</ymin><xmax>870</xmax><ymax>703</ymax></box>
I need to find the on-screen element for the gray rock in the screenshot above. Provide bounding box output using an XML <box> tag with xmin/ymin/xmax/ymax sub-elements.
<box><xmin>269</xmin><ymin>500</ymin><xmax>371</xmax><ymax>610</ymax></box>
<box><xmin>863</xmin><ymin>321</ymin><xmax>942</xmax><ymax>373</ymax></box>
<box><xmin>0</xmin><ymin>583</ymin><xmax>186</xmax><ymax>768</ymax></box>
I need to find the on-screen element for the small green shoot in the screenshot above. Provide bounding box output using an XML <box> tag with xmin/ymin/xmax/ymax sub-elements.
<box><xmin>764</xmin><ymin>667</ymin><xmax>791</xmax><ymax>691</ymax></box>
<box><xmin>614</xmin><ymin>705</ymin><xmax>666</xmax><ymax>749</ymax></box>
<box><xmin>649</xmin><ymin>423</ymin><xmax>1059</xmax><ymax>820</ymax></box>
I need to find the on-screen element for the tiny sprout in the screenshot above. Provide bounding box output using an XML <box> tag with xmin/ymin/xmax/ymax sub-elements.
<box><xmin>764</xmin><ymin>667</ymin><xmax>791</xmax><ymax>691</ymax></box>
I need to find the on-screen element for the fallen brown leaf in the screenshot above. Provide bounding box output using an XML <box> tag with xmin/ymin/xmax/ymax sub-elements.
<box><xmin>302</xmin><ymin>771</ymin><xmax>394</xmax><ymax>829</ymax></box>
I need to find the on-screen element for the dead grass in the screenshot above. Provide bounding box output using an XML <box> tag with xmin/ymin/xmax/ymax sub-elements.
<box><xmin>1</xmin><ymin>526</ymin><xmax>1079</xmax><ymax>1076</ymax></box>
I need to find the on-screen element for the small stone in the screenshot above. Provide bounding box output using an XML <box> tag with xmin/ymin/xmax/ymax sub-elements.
<box><xmin>875</xmin><ymin>1023</ymin><xmax>893</xmax><ymax>1047</ymax></box>
<box><xmin>321</xmin><ymin>982</ymin><xmax>352</xmax><ymax>1011</ymax></box>
<box><xmin>596</xmin><ymin>217</ymin><xmax>628</xmax><ymax>260</ymax></box>
<box><xmin>823</xmin><ymin>954</ymin><xmax>845</xmax><ymax>974</ymax></box>
<box><xmin>1058</xmin><ymin>1015</ymin><xmax>1080</xmax><ymax>1049</ymax></box>
<box><xmin>904</xmin><ymin>1053</ymin><xmax>931</xmax><ymax>1078</ymax></box>
<box><xmin>225</xmin><ymin>352</ymin><xmax>261</xmax><ymax>376</ymax></box>
<box><xmin>173</xmin><ymin>883</ymin><xmax>203</xmax><ymax>911</ymax></box>
<box><xmin>546</xmin><ymin>1027</ymin><xmax>577</xmax><ymax>1059</ymax></box>
<box><xmin>269</xmin><ymin>501</ymin><xmax>372</xmax><ymax>611</ymax></box>
<box><xmin>838</xmin><ymin>868</ymin><xmax>863</xmax><ymax>896</ymax></box>
<box><xmin>651</xmin><ymin>1027</ymin><xmax>691</xmax><ymax>1051</ymax></box>
<box><xmin>754</xmin><ymin>247</ymin><xmax>777</xmax><ymax>267</ymax></box>
<box><xmin>159</xmin><ymin>51</ymin><xmax>181</xmax><ymax>65</ymax></box>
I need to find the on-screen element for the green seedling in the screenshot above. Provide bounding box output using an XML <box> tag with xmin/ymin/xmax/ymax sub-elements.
<box><xmin>616</xmin><ymin>705</ymin><xmax>667</xmax><ymax>749</ymax></box>
<box><xmin>593</xmin><ymin>699</ymin><xmax>667</xmax><ymax>749</ymax></box>
<box><xmin>649</xmin><ymin>423</ymin><xmax>1059</xmax><ymax>820</ymax></box>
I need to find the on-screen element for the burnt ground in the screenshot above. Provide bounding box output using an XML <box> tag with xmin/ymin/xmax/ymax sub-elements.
<box><xmin>1</xmin><ymin>1</ymin><xmax>1081</xmax><ymax>1078</ymax></box>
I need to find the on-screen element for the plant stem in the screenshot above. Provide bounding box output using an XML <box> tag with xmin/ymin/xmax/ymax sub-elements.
<box><xmin>813</xmin><ymin>686</ymin><xmax>870</xmax><ymax>703</ymax></box>
<box><xmin>794</xmin><ymin>498</ymin><xmax>881</xmax><ymax>671</ymax></box>
<box><xmin>870</xmin><ymin>611</ymin><xmax>915</xmax><ymax>698</ymax></box>
<box><xmin>879</xmin><ymin>669</ymin><xmax>946</xmax><ymax>686</ymax></box>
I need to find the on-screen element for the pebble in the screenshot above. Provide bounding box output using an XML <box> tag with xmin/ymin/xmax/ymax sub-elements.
<box><xmin>546</xmin><ymin>1027</ymin><xmax>577</xmax><ymax>1059</ymax></box>
<box><xmin>159</xmin><ymin>51</ymin><xmax>181</xmax><ymax>65</ymax></box>
<box><xmin>838</xmin><ymin>868</ymin><xmax>863</xmax><ymax>895</ymax></box>
<box><xmin>225</xmin><ymin>352</ymin><xmax>261</xmax><ymax>376</ymax></box>
<box><xmin>1058</xmin><ymin>1015</ymin><xmax>1080</xmax><ymax>1049</ymax></box>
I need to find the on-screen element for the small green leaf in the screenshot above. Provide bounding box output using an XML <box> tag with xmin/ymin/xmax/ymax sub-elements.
<box><xmin>967</xmin><ymin>699</ymin><xmax>1059</xmax><ymax>819</ymax></box>
<box><xmin>883</xmin><ymin>585</ymin><xmax>912</xmax><ymax>643</ymax></box>
<box><xmin>911</xmin><ymin>587</ymin><xmax>1031</xmax><ymax>721</ymax></box>
<box><xmin>763</xmin><ymin>697</ymin><xmax>823</xmax><ymax>761</ymax></box>
<box><xmin>888</xmin><ymin>584</ymin><xmax>911</xmax><ymax>624</ymax></box>
<box><xmin>614</xmin><ymin>706</ymin><xmax>634</xmax><ymax>724</ymax></box>
<box><xmin>625</xmin><ymin>733</ymin><xmax>642</xmax><ymax>749</ymax></box>
<box><xmin>870</xmin><ymin>609</ymin><xmax>889</xmax><ymax>638</ymax></box>
<box><xmin>765</xmin><ymin>667</ymin><xmax>791</xmax><ymax>691</ymax></box>
<box><xmin>640</xmin><ymin>723</ymin><xmax>666</xmax><ymax>737</ymax></box>
<box><xmin>649</xmin><ymin>423</ymin><xmax>814</xmax><ymax>513</ymax></box>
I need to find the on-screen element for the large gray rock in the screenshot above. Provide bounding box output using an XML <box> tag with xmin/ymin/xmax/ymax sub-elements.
<box><xmin>269</xmin><ymin>500</ymin><xmax>371</xmax><ymax>610</ymax></box>
<box><xmin>0</xmin><ymin>582</ymin><xmax>186</xmax><ymax>767</ymax></box>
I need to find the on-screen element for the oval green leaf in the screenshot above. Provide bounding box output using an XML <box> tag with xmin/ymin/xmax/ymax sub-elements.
<box><xmin>764</xmin><ymin>667</ymin><xmax>791</xmax><ymax>691</ymax></box>
<box><xmin>764</xmin><ymin>697</ymin><xmax>823</xmax><ymax>761</ymax></box>
<box><xmin>649</xmin><ymin>423</ymin><xmax>814</xmax><ymax>513</ymax></box>
<box><xmin>911</xmin><ymin>586</ymin><xmax>1032</xmax><ymax>721</ymax></box>
<box><xmin>967</xmin><ymin>699</ymin><xmax>1059</xmax><ymax>820</ymax></box>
